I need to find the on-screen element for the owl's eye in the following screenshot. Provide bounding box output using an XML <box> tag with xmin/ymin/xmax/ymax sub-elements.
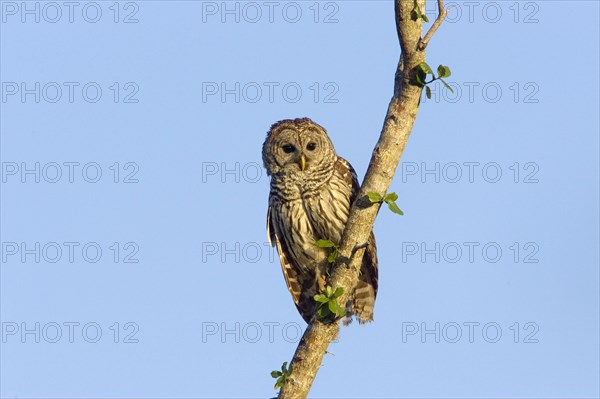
<box><xmin>306</xmin><ymin>143</ymin><xmax>317</xmax><ymax>151</ymax></box>
<box><xmin>282</xmin><ymin>144</ymin><xmax>296</xmax><ymax>153</ymax></box>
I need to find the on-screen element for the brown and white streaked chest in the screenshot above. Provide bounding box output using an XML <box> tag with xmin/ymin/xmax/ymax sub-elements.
<box><xmin>303</xmin><ymin>157</ymin><xmax>356</xmax><ymax>243</ymax></box>
<box><xmin>268</xmin><ymin>193</ymin><xmax>329</xmax><ymax>275</ymax></box>
<box><xmin>302</xmin><ymin>174</ymin><xmax>353</xmax><ymax>245</ymax></box>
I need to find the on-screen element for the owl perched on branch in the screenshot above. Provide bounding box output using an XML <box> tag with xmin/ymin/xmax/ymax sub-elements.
<box><xmin>262</xmin><ymin>118</ymin><xmax>378</xmax><ymax>324</ymax></box>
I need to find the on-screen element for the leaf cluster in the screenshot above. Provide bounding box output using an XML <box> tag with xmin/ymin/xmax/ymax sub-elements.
<box><xmin>367</xmin><ymin>192</ymin><xmax>404</xmax><ymax>216</ymax></box>
<box><xmin>313</xmin><ymin>286</ymin><xmax>345</xmax><ymax>322</ymax></box>
<box><xmin>415</xmin><ymin>62</ymin><xmax>453</xmax><ymax>99</ymax></box>
<box><xmin>410</xmin><ymin>0</ymin><xmax>429</xmax><ymax>22</ymax></box>
<box><xmin>314</xmin><ymin>239</ymin><xmax>339</xmax><ymax>263</ymax></box>
<box><xmin>271</xmin><ymin>361</ymin><xmax>293</xmax><ymax>390</ymax></box>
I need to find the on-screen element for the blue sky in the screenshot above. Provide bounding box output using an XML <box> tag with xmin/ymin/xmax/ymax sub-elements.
<box><xmin>1</xmin><ymin>1</ymin><xmax>599</xmax><ymax>398</ymax></box>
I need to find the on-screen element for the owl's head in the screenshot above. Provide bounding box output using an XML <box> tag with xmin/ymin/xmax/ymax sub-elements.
<box><xmin>262</xmin><ymin>117</ymin><xmax>336</xmax><ymax>176</ymax></box>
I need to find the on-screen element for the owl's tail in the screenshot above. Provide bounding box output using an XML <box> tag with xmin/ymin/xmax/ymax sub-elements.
<box><xmin>343</xmin><ymin>280</ymin><xmax>376</xmax><ymax>325</ymax></box>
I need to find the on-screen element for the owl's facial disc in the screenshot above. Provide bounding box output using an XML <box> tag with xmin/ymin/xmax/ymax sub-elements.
<box><xmin>264</xmin><ymin>120</ymin><xmax>335</xmax><ymax>176</ymax></box>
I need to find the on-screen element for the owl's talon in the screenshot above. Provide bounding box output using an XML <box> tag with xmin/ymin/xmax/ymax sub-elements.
<box><xmin>317</xmin><ymin>274</ymin><xmax>327</xmax><ymax>292</ymax></box>
<box><xmin>350</xmin><ymin>242</ymin><xmax>369</xmax><ymax>260</ymax></box>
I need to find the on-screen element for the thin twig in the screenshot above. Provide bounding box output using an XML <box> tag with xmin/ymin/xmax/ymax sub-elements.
<box><xmin>418</xmin><ymin>0</ymin><xmax>447</xmax><ymax>51</ymax></box>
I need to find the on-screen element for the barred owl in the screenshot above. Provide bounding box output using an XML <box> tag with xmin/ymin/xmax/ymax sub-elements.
<box><xmin>262</xmin><ymin>117</ymin><xmax>378</xmax><ymax>324</ymax></box>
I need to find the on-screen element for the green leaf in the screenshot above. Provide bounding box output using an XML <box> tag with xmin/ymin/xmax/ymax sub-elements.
<box><xmin>415</xmin><ymin>69</ymin><xmax>427</xmax><ymax>86</ymax></box>
<box><xmin>328</xmin><ymin>299</ymin><xmax>338</xmax><ymax>314</ymax></box>
<box><xmin>384</xmin><ymin>192</ymin><xmax>398</xmax><ymax>202</ymax></box>
<box><xmin>415</xmin><ymin>62</ymin><xmax>434</xmax><ymax>88</ymax></box>
<box><xmin>422</xmin><ymin>13</ymin><xmax>429</xmax><ymax>22</ymax></box>
<box><xmin>315</xmin><ymin>239</ymin><xmax>336</xmax><ymax>248</ymax></box>
<box><xmin>387</xmin><ymin>201</ymin><xmax>404</xmax><ymax>216</ymax></box>
<box><xmin>332</xmin><ymin>301</ymin><xmax>345</xmax><ymax>317</ymax></box>
<box><xmin>281</xmin><ymin>362</ymin><xmax>287</xmax><ymax>373</ymax></box>
<box><xmin>425</xmin><ymin>86</ymin><xmax>431</xmax><ymax>99</ymax></box>
<box><xmin>271</xmin><ymin>370</ymin><xmax>281</xmax><ymax>378</ymax></box>
<box><xmin>317</xmin><ymin>306</ymin><xmax>329</xmax><ymax>318</ymax></box>
<box><xmin>437</xmin><ymin>65</ymin><xmax>444</xmax><ymax>77</ymax></box>
<box><xmin>325</xmin><ymin>286</ymin><xmax>333</xmax><ymax>297</ymax></box>
<box><xmin>314</xmin><ymin>294</ymin><xmax>329</xmax><ymax>303</ymax></box>
<box><xmin>437</xmin><ymin>65</ymin><xmax>451</xmax><ymax>78</ymax></box>
<box><xmin>327</xmin><ymin>249</ymin><xmax>338</xmax><ymax>263</ymax></box>
<box><xmin>367</xmin><ymin>192</ymin><xmax>383</xmax><ymax>203</ymax></box>
<box><xmin>288</xmin><ymin>364</ymin><xmax>293</xmax><ymax>375</ymax></box>
<box><xmin>333</xmin><ymin>287</ymin><xmax>344</xmax><ymax>298</ymax></box>
<box><xmin>411</xmin><ymin>0</ymin><xmax>421</xmax><ymax>21</ymax></box>
<box><xmin>418</xmin><ymin>62</ymin><xmax>433</xmax><ymax>75</ymax></box>
<box><xmin>440</xmin><ymin>79</ymin><xmax>454</xmax><ymax>93</ymax></box>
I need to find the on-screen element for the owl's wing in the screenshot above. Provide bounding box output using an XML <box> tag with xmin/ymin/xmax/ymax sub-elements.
<box><xmin>336</xmin><ymin>157</ymin><xmax>379</xmax><ymax>298</ymax></box>
<box><xmin>267</xmin><ymin>205</ymin><xmax>303</xmax><ymax>306</ymax></box>
<box><xmin>335</xmin><ymin>156</ymin><xmax>360</xmax><ymax>203</ymax></box>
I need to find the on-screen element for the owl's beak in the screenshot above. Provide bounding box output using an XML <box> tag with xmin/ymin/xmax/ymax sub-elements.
<box><xmin>299</xmin><ymin>154</ymin><xmax>306</xmax><ymax>171</ymax></box>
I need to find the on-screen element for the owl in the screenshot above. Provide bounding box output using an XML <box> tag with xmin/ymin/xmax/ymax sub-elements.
<box><xmin>262</xmin><ymin>117</ymin><xmax>378</xmax><ymax>324</ymax></box>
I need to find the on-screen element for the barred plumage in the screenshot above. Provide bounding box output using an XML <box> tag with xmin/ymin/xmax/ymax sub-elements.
<box><xmin>263</xmin><ymin>117</ymin><xmax>378</xmax><ymax>324</ymax></box>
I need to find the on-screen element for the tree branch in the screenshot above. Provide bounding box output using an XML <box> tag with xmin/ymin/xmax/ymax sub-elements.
<box><xmin>276</xmin><ymin>1</ymin><xmax>446</xmax><ymax>397</ymax></box>
<box><xmin>418</xmin><ymin>0</ymin><xmax>447</xmax><ymax>51</ymax></box>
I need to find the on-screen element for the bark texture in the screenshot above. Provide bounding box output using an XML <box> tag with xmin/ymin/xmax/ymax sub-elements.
<box><xmin>277</xmin><ymin>1</ymin><xmax>445</xmax><ymax>397</ymax></box>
